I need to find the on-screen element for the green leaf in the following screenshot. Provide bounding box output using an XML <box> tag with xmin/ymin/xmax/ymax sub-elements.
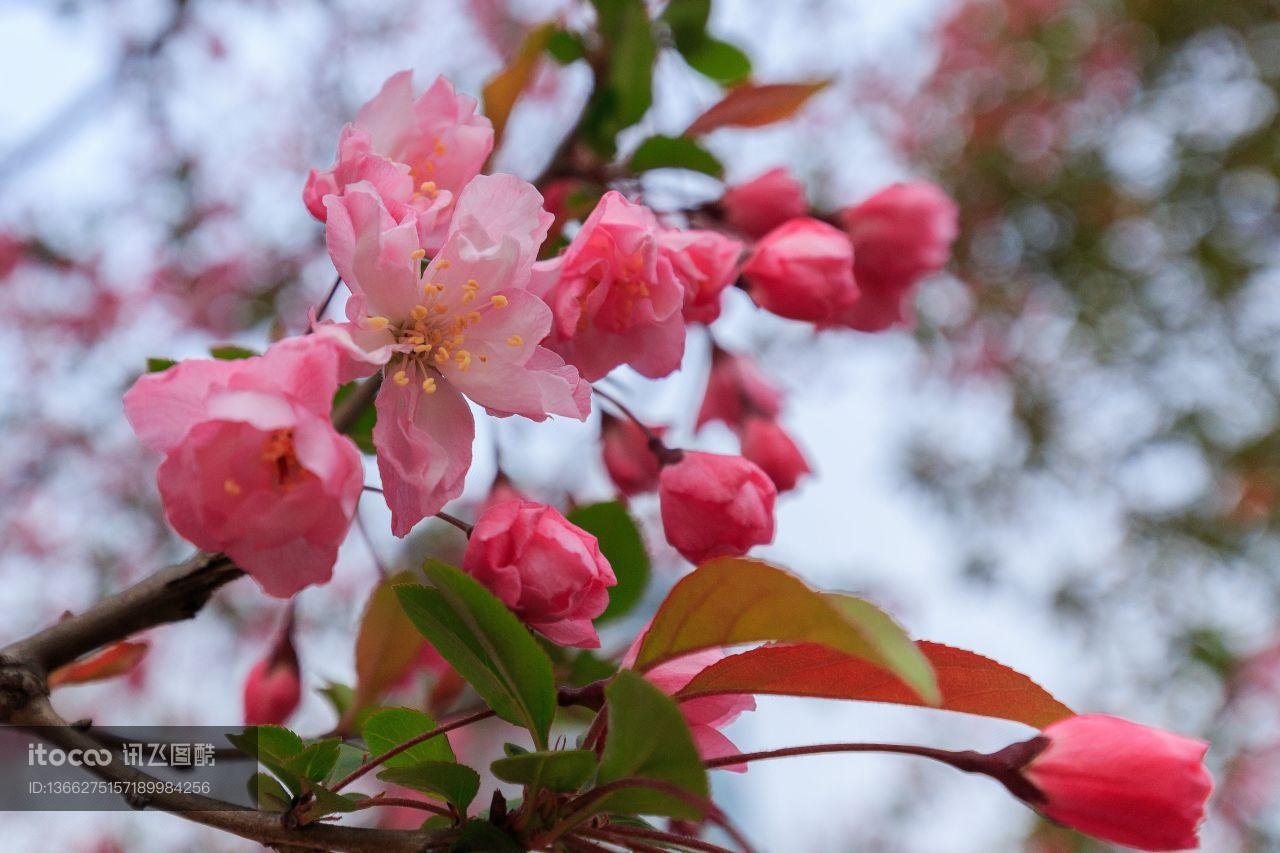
<box><xmin>628</xmin><ymin>135</ymin><xmax>724</xmax><ymax>178</ymax></box>
<box><xmin>303</xmin><ymin>783</ymin><xmax>363</xmax><ymax>820</ymax></box>
<box><xmin>568</xmin><ymin>649</ymin><xmax>618</xmax><ymax>687</ymax></box>
<box><xmin>547</xmin><ymin>29</ymin><xmax>586</xmax><ymax>64</ymax></box>
<box><xmin>659</xmin><ymin>0</ymin><xmax>710</xmax><ymax>41</ymax></box>
<box><xmin>332</xmin><ymin>382</ymin><xmax>377</xmax><ymax>454</ymax></box>
<box><xmin>209</xmin><ymin>344</ymin><xmax>257</xmax><ymax>360</ymax></box>
<box><xmin>248</xmin><ymin>772</ymin><xmax>291</xmax><ymax>812</ymax></box>
<box><xmin>492</xmin><ymin>749</ymin><xmax>598</xmax><ymax>793</ymax></box>
<box><xmin>326</xmin><ymin>743</ymin><xmax>368</xmax><ymax>788</ymax></box>
<box><xmin>362</xmin><ymin>707</ymin><xmax>455</xmax><ymax>767</ymax></box>
<box><xmin>567</xmin><ymin>501</ymin><xmax>650</xmax><ymax>623</ymax></box>
<box><xmin>633</xmin><ymin>558</ymin><xmax>940</xmax><ymax>704</ymax></box>
<box><xmin>227</xmin><ymin>725</ymin><xmax>305</xmax><ymax>793</ymax></box>
<box><xmin>146</xmin><ymin>357</ymin><xmax>176</xmax><ymax>373</ymax></box>
<box><xmin>582</xmin><ymin>0</ymin><xmax>657</xmax><ymax>155</ymax></box>
<box><xmin>594</xmin><ymin>671</ymin><xmax>709</xmax><ymax>819</ymax></box>
<box><xmin>282</xmin><ymin>738</ymin><xmax>342</xmax><ymax>783</ymax></box>
<box><xmin>825</xmin><ymin>594</ymin><xmax>939</xmax><ymax>705</ymax></box>
<box><xmin>396</xmin><ymin>563</ymin><xmax>556</xmax><ymax>748</ymax></box>
<box><xmin>681</xmin><ymin>38</ymin><xmax>751</xmax><ymax>85</ymax></box>
<box><xmin>378</xmin><ymin>761</ymin><xmax>480</xmax><ymax>812</ymax></box>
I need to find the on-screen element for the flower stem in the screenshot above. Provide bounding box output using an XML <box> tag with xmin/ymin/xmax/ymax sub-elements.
<box><xmin>592</xmin><ymin>386</ymin><xmax>682</xmax><ymax>465</ymax></box>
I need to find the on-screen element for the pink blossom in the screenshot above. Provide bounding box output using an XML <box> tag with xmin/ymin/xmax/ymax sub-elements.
<box><xmin>741</xmin><ymin>218</ymin><xmax>858</xmax><ymax>323</ymax></box>
<box><xmin>1020</xmin><ymin>715</ymin><xmax>1213</xmax><ymax>852</ymax></box>
<box><xmin>317</xmin><ymin>173</ymin><xmax>591</xmax><ymax>536</ymax></box>
<box><xmin>124</xmin><ymin>336</ymin><xmax>364</xmax><ymax>597</ymax></box>
<box><xmin>697</xmin><ymin>348</ymin><xmax>783</xmax><ymax>430</ymax></box>
<box><xmin>601</xmin><ymin>413</ymin><xmax>665</xmax><ymax>497</ymax></box>
<box><xmin>462</xmin><ymin>499</ymin><xmax>616</xmax><ymax>648</ymax></box>
<box><xmin>658</xmin><ymin>451</ymin><xmax>776</xmax><ymax>564</ymax></box>
<box><xmin>835</xmin><ymin>181</ymin><xmax>958</xmax><ymax>332</ymax></box>
<box><xmin>657</xmin><ymin>228</ymin><xmax>744</xmax><ymax>324</ymax></box>
<box><xmin>540</xmin><ymin>191</ymin><xmax>686</xmax><ymax>381</ymax></box>
<box><xmin>740</xmin><ymin>417</ymin><xmax>811</xmax><ymax>492</ymax></box>
<box><xmin>721</xmin><ymin>168</ymin><xmax>809</xmax><ymax>239</ymax></box>
<box><xmin>243</xmin><ymin>615</ymin><xmax>301</xmax><ymax>725</ymax></box>
<box><xmin>304</xmin><ymin>72</ymin><xmax>494</xmax><ymax>251</ymax></box>
<box><xmin>622</xmin><ymin>632</ymin><xmax>755</xmax><ymax>769</ymax></box>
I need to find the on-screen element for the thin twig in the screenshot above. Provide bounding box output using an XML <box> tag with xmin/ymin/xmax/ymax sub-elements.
<box><xmin>331</xmin><ymin>708</ymin><xmax>496</xmax><ymax>792</ymax></box>
<box><xmin>315</xmin><ymin>274</ymin><xmax>344</xmax><ymax>322</ymax></box>
<box><xmin>579</xmin><ymin>825</ymin><xmax>734</xmax><ymax>853</ymax></box>
<box><xmin>349</xmin><ymin>795</ymin><xmax>452</xmax><ymax>818</ymax></box>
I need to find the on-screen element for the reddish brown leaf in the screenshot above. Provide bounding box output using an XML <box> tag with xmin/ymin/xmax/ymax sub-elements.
<box><xmin>482</xmin><ymin>23</ymin><xmax>554</xmax><ymax>148</ymax></box>
<box><xmin>348</xmin><ymin>571</ymin><xmax>425</xmax><ymax>726</ymax></box>
<box><xmin>686</xmin><ymin>81</ymin><xmax>830</xmax><ymax>136</ymax></box>
<box><xmin>676</xmin><ymin>641</ymin><xmax>1074</xmax><ymax>729</ymax></box>
<box><xmin>48</xmin><ymin>640</ymin><xmax>149</xmax><ymax>688</ymax></box>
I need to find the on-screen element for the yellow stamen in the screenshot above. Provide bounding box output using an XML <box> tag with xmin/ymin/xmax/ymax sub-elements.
<box><xmin>434</xmin><ymin>347</ymin><xmax>450</xmax><ymax>365</ymax></box>
<box><xmin>478</xmin><ymin>354</ymin><xmax>488</xmax><ymax>363</ymax></box>
<box><xmin>434</xmin><ymin>139</ymin><xmax>446</xmax><ymax>156</ymax></box>
<box><xmin>421</xmin><ymin>377</ymin><xmax>437</xmax><ymax>394</ymax></box>
<box><xmin>393</xmin><ymin>370</ymin><xmax>409</xmax><ymax>387</ymax></box>
<box><xmin>434</xmin><ymin>303</ymin><xmax>449</xmax><ymax>315</ymax></box>
<box><xmin>410</xmin><ymin>248</ymin><xmax>427</xmax><ymax>261</ymax></box>
<box><xmin>506</xmin><ymin>335</ymin><xmax>523</xmax><ymax>347</ymax></box>
<box><xmin>455</xmin><ymin>350</ymin><xmax>471</xmax><ymax>370</ymax></box>
<box><xmin>436</xmin><ymin>258</ymin><xmax>451</xmax><ymax>269</ymax></box>
<box><xmin>410</xmin><ymin>305</ymin><xmax>430</xmax><ymax>320</ymax></box>
<box><xmin>418</xmin><ymin>181</ymin><xmax>438</xmax><ymax>196</ymax></box>
<box><xmin>490</xmin><ymin>294</ymin><xmax>509</xmax><ymax>308</ymax></box>
<box><xmin>365</xmin><ymin>315</ymin><xmax>390</xmax><ymax>330</ymax></box>
<box><xmin>224</xmin><ymin>479</ymin><xmax>241</xmax><ymax>496</ymax></box>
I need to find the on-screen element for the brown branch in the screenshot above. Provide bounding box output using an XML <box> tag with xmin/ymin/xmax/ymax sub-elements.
<box><xmin>9</xmin><ymin>695</ymin><xmax>452</xmax><ymax>852</ymax></box>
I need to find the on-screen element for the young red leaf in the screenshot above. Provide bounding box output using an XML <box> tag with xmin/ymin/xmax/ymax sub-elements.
<box><xmin>47</xmin><ymin>640</ymin><xmax>149</xmax><ymax>688</ymax></box>
<box><xmin>348</xmin><ymin>571</ymin><xmax>425</xmax><ymax>727</ymax></box>
<box><xmin>482</xmin><ymin>23</ymin><xmax>554</xmax><ymax>147</ymax></box>
<box><xmin>675</xmin><ymin>641</ymin><xmax>1074</xmax><ymax>729</ymax></box>
<box><xmin>633</xmin><ymin>558</ymin><xmax>938</xmax><ymax>703</ymax></box>
<box><xmin>686</xmin><ymin>81</ymin><xmax>830</xmax><ymax>135</ymax></box>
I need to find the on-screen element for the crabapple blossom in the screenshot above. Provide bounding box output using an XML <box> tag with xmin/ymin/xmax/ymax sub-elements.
<box><xmin>740</xmin><ymin>417</ymin><xmax>811</xmax><ymax>492</ymax></box>
<box><xmin>622</xmin><ymin>633</ymin><xmax>755</xmax><ymax>769</ymax></box>
<box><xmin>835</xmin><ymin>181</ymin><xmax>958</xmax><ymax>331</ymax></box>
<box><xmin>697</xmin><ymin>347</ymin><xmax>783</xmax><ymax>431</ymax></box>
<box><xmin>721</xmin><ymin>167</ymin><xmax>809</xmax><ymax>239</ymax></box>
<box><xmin>1015</xmin><ymin>715</ymin><xmax>1212</xmax><ymax>852</ymax></box>
<box><xmin>462</xmin><ymin>499</ymin><xmax>616</xmax><ymax>648</ymax></box>
<box><xmin>304</xmin><ymin>72</ymin><xmax>493</xmax><ymax>251</ymax></box>
<box><xmin>600</xmin><ymin>412</ymin><xmax>665</xmax><ymax>497</ymax></box>
<box><xmin>657</xmin><ymin>228</ymin><xmax>744</xmax><ymax>324</ymax></box>
<box><xmin>317</xmin><ymin>173</ymin><xmax>590</xmax><ymax>536</ymax></box>
<box><xmin>658</xmin><ymin>451</ymin><xmax>776</xmax><ymax>564</ymax></box>
<box><xmin>539</xmin><ymin>191</ymin><xmax>686</xmax><ymax>381</ymax></box>
<box><xmin>741</xmin><ymin>217</ymin><xmax>858</xmax><ymax>324</ymax></box>
<box><xmin>123</xmin><ymin>336</ymin><xmax>364</xmax><ymax>597</ymax></box>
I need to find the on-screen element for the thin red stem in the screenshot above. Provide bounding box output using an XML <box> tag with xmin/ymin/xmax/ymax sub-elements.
<box><xmin>350</xmin><ymin>795</ymin><xmax>452</xmax><ymax>818</ymax></box>
<box><xmin>579</xmin><ymin>825</ymin><xmax>734</xmax><ymax>853</ymax></box>
<box><xmin>331</xmin><ymin>708</ymin><xmax>496</xmax><ymax>792</ymax></box>
<box><xmin>702</xmin><ymin>742</ymin><xmax>987</xmax><ymax>772</ymax></box>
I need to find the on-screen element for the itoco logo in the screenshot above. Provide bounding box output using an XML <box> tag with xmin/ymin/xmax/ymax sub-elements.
<box><xmin>27</xmin><ymin>743</ymin><xmax>112</xmax><ymax>767</ymax></box>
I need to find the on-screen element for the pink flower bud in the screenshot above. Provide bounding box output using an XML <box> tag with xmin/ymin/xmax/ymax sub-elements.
<box><xmin>740</xmin><ymin>417</ymin><xmax>811</xmax><ymax>493</ymax></box>
<box><xmin>657</xmin><ymin>228</ymin><xmax>744</xmax><ymax>325</ymax></box>
<box><xmin>462</xmin><ymin>500</ymin><xmax>617</xmax><ymax>648</ymax></box>
<box><xmin>721</xmin><ymin>168</ymin><xmax>809</xmax><ymax>239</ymax></box>
<box><xmin>243</xmin><ymin>620</ymin><xmax>301</xmax><ymax>726</ymax></box>
<box><xmin>834</xmin><ymin>181</ymin><xmax>958</xmax><ymax>332</ymax></box>
<box><xmin>601</xmin><ymin>414</ymin><xmax>665</xmax><ymax>497</ymax></box>
<box><xmin>697</xmin><ymin>349</ymin><xmax>783</xmax><ymax>431</ymax></box>
<box><xmin>741</xmin><ymin>218</ymin><xmax>858</xmax><ymax>324</ymax></box>
<box><xmin>658</xmin><ymin>452</ymin><xmax>776</xmax><ymax>564</ymax></box>
<box><xmin>1017</xmin><ymin>715</ymin><xmax>1213</xmax><ymax>851</ymax></box>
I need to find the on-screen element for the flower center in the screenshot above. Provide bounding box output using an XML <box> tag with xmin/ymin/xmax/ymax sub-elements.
<box><xmin>261</xmin><ymin>429</ymin><xmax>310</xmax><ymax>491</ymax></box>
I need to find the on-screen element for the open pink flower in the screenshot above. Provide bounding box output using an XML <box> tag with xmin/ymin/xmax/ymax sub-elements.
<box><xmin>317</xmin><ymin>173</ymin><xmax>590</xmax><ymax>536</ymax></box>
<box><xmin>304</xmin><ymin>72</ymin><xmax>493</xmax><ymax>251</ymax></box>
<box><xmin>721</xmin><ymin>167</ymin><xmax>809</xmax><ymax>239</ymax></box>
<box><xmin>622</xmin><ymin>632</ymin><xmax>755</xmax><ymax>769</ymax></box>
<box><xmin>123</xmin><ymin>336</ymin><xmax>364</xmax><ymax>597</ymax></box>
<box><xmin>697</xmin><ymin>348</ymin><xmax>783</xmax><ymax>430</ymax></box>
<box><xmin>540</xmin><ymin>191</ymin><xmax>686</xmax><ymax>381</ymax></box>
<box><xmin>834</xmin><ymin>181</ymin><xmax>958</xmax><ymax>332</ymax></box>
<box><xmin>740</xmin><ymin>417</ymin><xmax>811</xmax><ymax>493</ymax></box>
<box><xmin>658</xmin><ymin>451</ymin><xmax>776</xmax><ymax>564</ymax></box>
<box><xmin>741</xmin><ymin>217</ymin><xmax>858</xmax><ymax>324</ymax></box>
<box><xmin>1016</xmin><ymin>715</ymin><xmax>1212</xmax><ymax>852</ymax></box>
<box><xmin>463</xmin><ymin>499</ymin><xmax>616</xmax><ymax>648</ymax></box>
<box><xmin>657</xmin><ymin>228</ymin><xmax>744</xmax><ymax>325</ymax></box>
